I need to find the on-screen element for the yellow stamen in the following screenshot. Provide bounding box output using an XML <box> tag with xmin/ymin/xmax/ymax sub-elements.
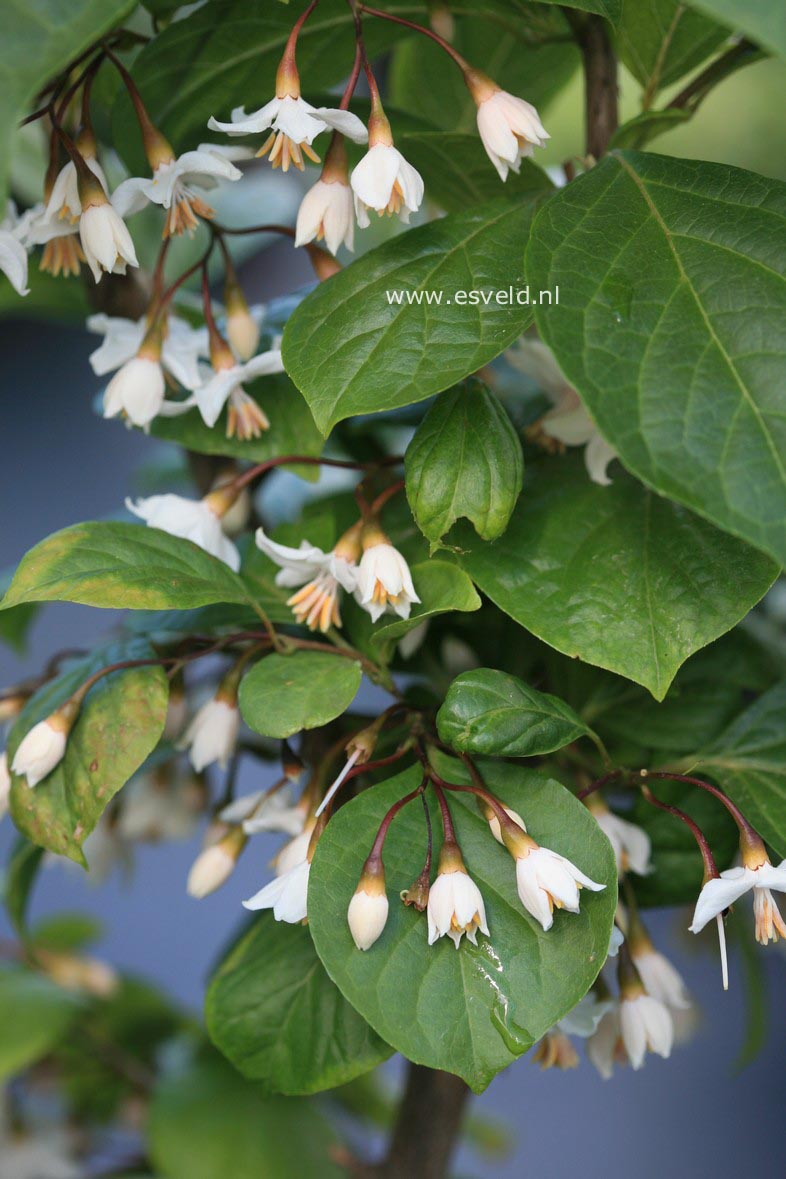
<box><xmin>40</xmin><ymin>235</ymin><xmax>85</xmax><ymax>278</ymax></box>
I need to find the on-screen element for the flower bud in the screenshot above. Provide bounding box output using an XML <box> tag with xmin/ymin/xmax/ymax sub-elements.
<box><xmin>348</xmin><ymin>858</ymin><xmax>389</xmax><ymax>950</ymax></box>
<box><xmin>11</xmin><ymin>706</ymin><xmax>75</xmax><ymax>787</ymax></box>
<box><xmin>225</xmin><ymin>280</ymin><xmax>260</xmax><ymax>361</ymax></box>
<box><xmin>187</xmin><ymin>827</ymin><xmax>247</xmax><ymax>898</ymax></box>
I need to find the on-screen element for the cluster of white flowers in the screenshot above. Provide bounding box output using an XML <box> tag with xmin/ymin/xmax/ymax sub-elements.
<box><xmin>256</xmin><ymin>521</ymin><xmax>421</xmax><ymax>633</ymax></box>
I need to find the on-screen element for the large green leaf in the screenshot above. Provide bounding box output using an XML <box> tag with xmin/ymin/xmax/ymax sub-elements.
<box><xmin>688</xmin><ymin>0</ymin><xmax>786</xmax><ymax>58</ymax></box>
<box><xmin>7</xmin><ymin>642</ymin><xmax>168</xmax><ymax>865</ymax></box>
<box><xmin>0</xmin><ymin>522</ymin><xmax>256</xmax><ymax>613</ymax></box>
<box><xmin>405</xmin><ymin>382</ymin><xmax>524</xmax><ymax>549</ymax></box>
<box><xmin>206</xmin><ymin>916</ymin><xmax>391</xmax><ymax>1094</ymax></box>
<box><xmin>0</xmin><ymin>0</ymin><xmax>134</xmax><ymax>204</ymax></box>
<box><xmin>527</xmin><ymin>151</ymin><xmax>786</xmax><ymax>566</ymax></box>
<box><xmin>309</xmin><ymin>761</ymin><xmax>616</xmax><ymax>1093</ymax></box>
<box><xmin>238</xmin><ymin>651</ymin><xmax>362</xmax><ymax>739</ymax></box>
<box><xmin>150</xmin><ymin>377</ymin><xmax>322</xmax><ymax>474</ymax></box>
<box><xmin>694</xmin><ymin>680</ymin><xmax>786</xmax><ymax>858</ymax></box>
<box><xmin>453</xmin><ymin>454</ymin><xmax>776</xmax><ymax>700</ymax></box>
<box><xmin>149</xmin><ymin>1052</ymin><xmax>343</xmax><ymax>1179</ymax></box>
<box><xmin>616</xmin><ymin>0</ymin><xmax>728</xmax><ymax>92</ymax></box>
<box><xmin>0</xmin><ymin>967</ymin><xmax>82</xmax><ymax>1082</ymax></box>
<box><xmin>111</xmin><ymin>0</ymin><xmax>414</xmax><ymax>173</ymax></box>
<box><xmin>282</xmin><ymin>196</ymin><xmax>544</xmax><ymax>434</ymax></box>
<box><xmin>437</xmin><ymin>668</ymin><xmax>594</xmax><ymax>757</ymax></box>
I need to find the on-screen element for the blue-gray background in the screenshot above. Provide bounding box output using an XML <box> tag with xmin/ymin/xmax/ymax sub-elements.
<box><xmin>1</xmin><ymin>289</ymin><xmax>783</xmax><ymax>1178</ymax></box>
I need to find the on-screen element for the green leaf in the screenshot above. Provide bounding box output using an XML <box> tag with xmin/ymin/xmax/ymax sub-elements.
<box><xmin>111</xmin><ymin>0</ymin><xmax>414</xmax><ymax>173</ymax></box>
<box><xmin>694</xmin><ymin>680</ymin><xmax>786</xmax><ymax>858</ymax></box>
<box><xmin>0</xmin><ymin>522</ymin><xmax>255</xmax><ymax>613</ymax></box>
<box><xmin>405</xmin><ymin>382</ymin><xmax>524</xmax><ymax>549</ymax></box>
<box><xmin>527</xmin><ymin>150</ymin><xmax>786</xmax><ymax>566</ymax></box>
<box><xmin>397</xmin><ymin>133</ymin><xmax>553</xmax><ymax>214</ymax></box>
<box><xmin>283</xmin><ymin>196</ymin><xmax>545</xmax><ymax>434</ymax></box>
<box><xmin>206</xmin><ymin>915</ymin><xmax>391</xmax><ymax>1094</ymax></box>
<box><xmin>453</xmin><ymin>454</ymin><xmax>776</xmax><ymax>700</ymax></box>
<box><xmin>390</xmin><ymin>13</ymin><xmax>579</xmax><ymax>137</ymax></box>
<box><xmin>150</xmin><ymin>376</ymin><xmax>323</xmax><ymax>476</ymax></box>
<box><xmin>688</xmin><ymin>0</ymin><xmax>786</xmax><ymax>59</ymax></box>
<box><xmin>437</xmin><ymin>668</ymin><xmax>595</xmax><ymax>757</ymax></box>
<box><xmin>368</xmin><ymin>560</ymin><xmax>481</xmax><ymax>659</ymax></box>
<box><xmin>2</xmin><ymin>837</ymin><xmax>44</xmax><ymax>940</ymax></box>
<box><xmin>609</xmin><ymin>108</ymin><xmax>692</xmax><ymax>151</ymax></box>
<box><xmin>309</xmin><ymin>761</ymin><xmax>616</xmax><ymax>1093</ymax></box>
<box><xmin>0</xmin><ymin>967</ymin><xmax>82</xmax><ymax>1082</ymax></box>
<box><xmin>616</xmin><ymin>0</ymin><xmax>728</xmax><ymax>92</ymax></box>
<box><xmin>7</xmin><ymin>642</ymin><xmax>168</xmax><ymax>865</ymax></box>
<box><xmin>149</xmin><ymin>1051</ymin><xmax>343</xmax><ymax>1179</ymax></box>
<box><xmin>238</xmin><ymin>651</ymin><xmax>362</xmax><ymax>739</ymax></box>
<box><xmin>0</xmin><ymin>0</ymin><xmax>134</xmax><ymax>204</ymax></box>
<box><xmin>630</xmin><ymin>779</ymin><xmax>738</xmax><ymax>906</ymax></box>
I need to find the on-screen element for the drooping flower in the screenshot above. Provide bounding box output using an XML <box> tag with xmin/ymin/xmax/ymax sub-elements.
<box><xmin>532</xmin><ymin>1031</ymin><xmax>579</xmax><ymax>1071</ymax></box>
<box><xmin>274</xmin><ymin>821</ymin><xmax>316</xmax><ymax>877</ymax></box>
<box><xmin>464</xmin><ymin>70</ymin><xmax>549</xmax><ymax>181</ymax></box>
<box><xmin>220</xmin><ymin>785</ymin><xmax>308</xmax><ymax>839</ymax></box>
<box><xmin>296</xmin><ymin>133</ymin><xmax>355</xmax><ymax>254</ymax></box>
<box><xmin>102</xmin><ymin>326</ymin><xmax>167</xmax><ymax>429</ymax></box>
<box><xmin>45</xmin><ymin>154</ymin><xmax>107</xmax><ymax>222</ymax></box>
<box><xmin>690</xmin><ymin>837</ymin><xmax>786</xmax><ymax>946</ymax></box>
<box><xmin>619</xmin><ymin>992</ymin><xmax>673</xmax><ymax>1069</ymax></box>
<box><xmin>351</xmin><ymin>112</ymin><xmax>424</xmax><ymax>228</ymax></box>
<box><xmin>192</xmin><ymin>344</ymin><xmax>284</xmax><ymax>439</ymax></box>
<box><xmin>255</xmin><ymin>523</ymin><xmax>362</xmax><ymax>632</ymax></box>
<box><xmin>79</xmin><ymin>189</ymin><xmax>138</xmax><ymax>283</ymax></box>
<box><xmin>558</xmin><ymin>990</ymin><xmax>614</xmax><ymax>1039</ymax></box>
<box><xmin>87</xmin><ymin>312</ymin><xmax>207</xmax><ymax>392</ymax></box>
<box><xmin>507</xmin><ymin>335</ymin><xmax>618</xmax><ymax>485</ymax></box>
<box><xmin>500</xmin><ymin>822</ymin><xmax>605</xmax><ymax>931</ymax></box>
<box><xmin>11</xmin><ymin>712</ymin><xmax>72</xmax><ymax>788</ymax></box>
<box><xmin>348</xmin><ymin>857</ymin><xmax>389</xmax><ymax>951</ymax></box>
<box><xmin>113</xmin><ymin>144</ymin><xmax>243</xmax><ymax>236</ymax></box>
<box><xmin>617</xmin><ymin>943</ymin><xmax>674</xmax><ymax>1069</ymax></box>
<box><xmin>585</xmin><ymin>794</ymin><xmax>652</xmax><ymax>877</ymax></box>
<box><xmin>244</xmin><ymin>859</ymin><xmax>311</xmax><ymax>923</ymax></box>
<box><xmin>126</xmin><ymin>487</ymin><xmax>241</xmax><ymax>570</ymax></box>
<box><xmin>0</xmin><ymin>202</ymin><xmax>30</xmax><ymax>296</ymax></box>
<box><xmin>427</xmin><ymin>842</ymin><xmax>489</xmax><ymax>948</ymax></box>
<box><xmin>626</xmin><ymin>910</ymin><xmax>691</xmax><ymax>1010</ymax></box>
<box><xmin>354</xmin><ymin>523</ymin><xmax>420</xmax><ymax>623</ymax></box>
<box><xmin>179</xmin><ymin>676</ymin><xmax>241</xmax><ymax>772</ymax></box>
<box><xmin>208</xmin><ymin>89</ymin><xmax>366</xmax><ymax>172</ymax></box>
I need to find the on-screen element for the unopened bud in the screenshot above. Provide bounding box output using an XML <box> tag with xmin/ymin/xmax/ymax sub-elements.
<box><xmin>225</xmin><ymin>280</ymin><xmax>260</xmax><ymax>361</ymax></box>
<box><xmin>348</xmin><ymin>857</ymin><xmax>389</xmax><ymax>950</ymax></box>
<box><xmin>11</xmin><ymin>701</ymin><xmax>78</xmax><ymax>788</ymax></box>
<box><xmin>346</xmin><ymin>715</ymin><xmax>386</xmax><ymax>766</ymax></box>
<box><xmin>187</xmin><ymin>826</ymin><xmax>247</xmax><ymax>898</ymax></box>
